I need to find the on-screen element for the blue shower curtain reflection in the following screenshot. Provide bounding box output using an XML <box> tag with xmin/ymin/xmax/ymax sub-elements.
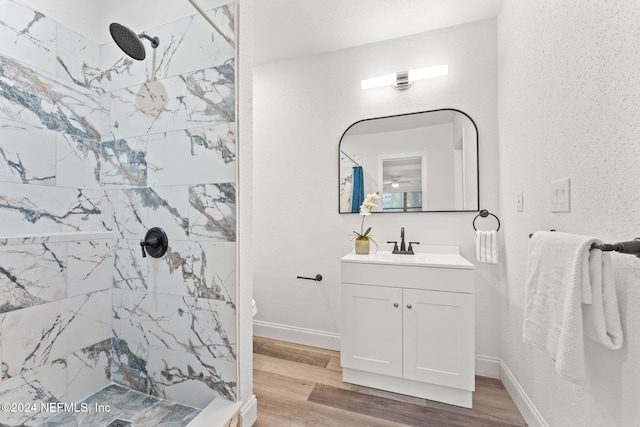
<box><xmin>351</xmin><ymin>166</ymin><xmax>364</xmax><ymax>213</ymax></box>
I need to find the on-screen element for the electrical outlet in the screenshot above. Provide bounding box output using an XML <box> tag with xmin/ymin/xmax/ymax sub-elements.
<box><xmin>551</xmin><ymin>178</ymin><xmax>570</xmax><ymax>212</ymax></box>
<box><xmin>516</xmin><ymin>190</ymin><xmax>524</xmax><ymax>212</ymax></box>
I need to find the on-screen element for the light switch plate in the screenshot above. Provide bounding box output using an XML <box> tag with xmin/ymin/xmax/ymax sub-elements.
<box><xmin>516</xmin><ymin>190</ymin><xmax>524</xmax><ymax>212</ymax></box>
<box><xmin>551</xmin><ymin>178</ymin><xmax>570</xmax><ymax>212</ymax></box>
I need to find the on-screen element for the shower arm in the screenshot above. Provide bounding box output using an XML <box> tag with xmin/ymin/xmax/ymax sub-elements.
<box><xmin>186</xmin><ymin>0</ymin><xmax>235</xmax><ymax>49</ymax></box>
<box><xmin>138</xmin><ymin>33</ymin><xmax>160</xmax><ymax>48</ymax></box>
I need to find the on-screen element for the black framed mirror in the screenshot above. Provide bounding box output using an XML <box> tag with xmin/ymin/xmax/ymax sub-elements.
<box><xmin>339</xmin><ymin>108</ymin><xmax>479</xmax><ymax>213</ymax></box>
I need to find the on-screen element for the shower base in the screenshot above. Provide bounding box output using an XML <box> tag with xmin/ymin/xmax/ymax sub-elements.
<box><xmin>43</xmin><ymin>384</ymin><xmax>200</xmax><ymax>426</ymax></box>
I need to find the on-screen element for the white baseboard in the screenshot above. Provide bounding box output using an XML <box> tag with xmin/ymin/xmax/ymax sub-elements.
<box><xmin>240</xmin><ymin>394</ymin><xmax>257</xmax><ymax>426</ymax></box>
<box><xmin>475</xmin><ymin>355</ymin><xmax>501</xmax><ymax>379</ymax></box>
<box><xmin>500</xmin><ymin>360</ymin><xmax>549</xmax><ymax>427</ymax></box>
<box><xmin>253</xmin><ymin>320</ymin><xmax>341</xmax><ymax>350</ymax></box>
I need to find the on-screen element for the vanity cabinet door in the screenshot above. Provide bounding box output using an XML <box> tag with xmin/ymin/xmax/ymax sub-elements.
<box><xmin>341</xmin><ymin>283</ymin><xmax>403</xmax><ymax>378</ymax></box>
<box><xmin>402</xmin><ymin>288</ymin><xmax>475</xmax><ymax>391</ymax></box>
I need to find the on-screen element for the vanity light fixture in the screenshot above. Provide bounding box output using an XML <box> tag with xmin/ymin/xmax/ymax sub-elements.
<box><xmin>361</xmin><ymin>65</ymin><xmax>448</xmax><ymax>90</ymax></box>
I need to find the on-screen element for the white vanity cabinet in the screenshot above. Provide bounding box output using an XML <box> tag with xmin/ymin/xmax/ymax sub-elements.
<box><xmin>340</xmin><ymin>250</ymin><xmax>475</xmax><ymax>408</ymax></box>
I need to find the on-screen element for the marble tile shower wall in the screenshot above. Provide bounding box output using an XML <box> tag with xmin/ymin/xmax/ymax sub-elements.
<box><xmin>0</xmin><ymin>233</ymin><xmax>112</xmax><ymax>427</ymax></box>
<box><xmin>0</xmin><ymin>0</ymin><xmax>238</xmax><ymax>421</ymax></box>
<box><xmin>0</xmin><ymin>1</ymin><xmax>111</xmax><ymax>425</ymax></box>
<box><xmin>0</xmin><ymin>0</ymin><xmax>105</xmax><ymax>234</ymax></box>
<box><xmin>104</xmin><ymin>2</ymin><xmax>237</xmax><ymax>409</ymax></box>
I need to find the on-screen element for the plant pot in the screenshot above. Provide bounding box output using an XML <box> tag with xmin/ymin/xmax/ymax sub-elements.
<box><xmin>355</xmin><ymin>238</ymin><xmax>370</xmax><ymax>255</ymax></box>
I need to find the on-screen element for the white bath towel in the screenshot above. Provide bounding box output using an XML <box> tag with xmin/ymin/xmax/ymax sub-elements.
<box><xmin>476</xmin><ymin>230</ymin><xmax>498</xmax><ymax>264</ymax></box>
<box><xmin>523</xmin><ymin>231</ymin><xmax>623</xmax><ymax>383</ymax></box>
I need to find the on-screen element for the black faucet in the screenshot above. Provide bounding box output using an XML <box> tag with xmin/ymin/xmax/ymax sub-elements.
<box><xmin>389</xmin><ymin>227</ymin><xmax>419</xmax><ymax>255</ymax></box>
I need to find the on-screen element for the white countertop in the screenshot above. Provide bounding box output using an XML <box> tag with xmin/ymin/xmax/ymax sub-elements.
<box><xmin>341</xmin><ymin>246</ymin><xmax>474</xmax><ymax>270</ymax></box>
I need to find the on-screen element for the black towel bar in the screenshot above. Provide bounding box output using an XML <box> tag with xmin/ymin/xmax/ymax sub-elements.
<box><xmin>297</xmin><ymin>274</ymin><xmax>323</xmax><ymax>282</ymax></box>
<box><xmin>529</xmin><ymin>231</ymin><xmax>640</xmax><ymax>257</ymax></box>
<box><xmin>593</xmin><ymin>240</ymin><xmax>640</xmax><ymax>255</ymax></box>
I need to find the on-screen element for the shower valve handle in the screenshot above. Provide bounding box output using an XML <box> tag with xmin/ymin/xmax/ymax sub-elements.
<box><xmin>140</xmin><ymin>237</ymin><xmax>159</xmax><ymax>258</ymax></box>
<box><xmin>140</xmin><ymin>227</ymin><xmax>169</xmax><ymax>258</ymax></box>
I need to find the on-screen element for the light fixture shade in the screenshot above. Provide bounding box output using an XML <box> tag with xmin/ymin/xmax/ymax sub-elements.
<box><xmin>361</xmin><ymin>65</ymin><xmax>448</xmax><ymax>90</ymax></box>
<box><xmin>408</xmin><ymin>65</ymin><xmax>449</xmax><ymax>83</ymax></box>
<box><xmin>361</xmin><ymin>72</ymin><xmax>396</xmax><ymax>89</ymax></box>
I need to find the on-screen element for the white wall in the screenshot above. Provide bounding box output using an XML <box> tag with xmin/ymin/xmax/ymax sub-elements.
<box><xmin>498</xmin><ymin>1</ymin><xmax>640</xmax><ymax>426</ymax></box>
<box><xmin>253</xmin><ymin>18</ymin><xmax>500</xmax><ymax>359</ymax></box>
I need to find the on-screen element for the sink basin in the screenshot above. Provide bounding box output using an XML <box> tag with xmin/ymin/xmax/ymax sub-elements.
<box><xmin>341</xmin><ymin>249</ymin><xmax>474</xmax><ymax>269</ymax></box>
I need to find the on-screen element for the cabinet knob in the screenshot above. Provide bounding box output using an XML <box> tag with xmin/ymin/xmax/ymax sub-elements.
<box><xmin>406</xmin><ymin>304</ymin><xmax>413</xmax><ymax>309</ymax></box>
<box><xmin>393</xmin><ymin>302</ymin><xmax>399</xmax><ymax>308</ymax></box>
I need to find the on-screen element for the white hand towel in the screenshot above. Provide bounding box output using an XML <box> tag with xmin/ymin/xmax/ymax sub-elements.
<box><xmin>523</xmin><ymin>231</ymin><xmax>623</xmax><ymax>383</ymax></box>
<box><xmin>476</xmin><ymin>230</ymin><xmax>498</xmax><ymax>264</ymax></box>
<box><xmin>583</xmin><ymin>249</ymin><xmax>623</xmax><ymax>348</ymax></box>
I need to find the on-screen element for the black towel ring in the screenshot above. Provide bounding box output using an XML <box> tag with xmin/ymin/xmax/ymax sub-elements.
<box><xmin>473</xmin><ymin>209</ymin><xmax>501</xmax><ymax>232</ymax></box>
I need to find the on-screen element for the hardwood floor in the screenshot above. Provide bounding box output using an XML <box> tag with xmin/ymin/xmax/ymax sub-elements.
<box><xmin>253</xmin><ymin>336</ymin><xmax>527</xmax><ymax>427</ymax></box>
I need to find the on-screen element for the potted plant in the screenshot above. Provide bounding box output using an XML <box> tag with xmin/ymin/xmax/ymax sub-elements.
<box><xmin>353</xmin><ymin>193</ymin><xmax>379</xmax><ymax>254</ymax></box>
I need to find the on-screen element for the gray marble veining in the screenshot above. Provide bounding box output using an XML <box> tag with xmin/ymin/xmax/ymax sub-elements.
<box><xmin>0</xmin><ymin>120</ymin><xmax>56</xmax><ymax>186</ymax></box>
<box><xmin>185</xmin><ymin>61</ymin><xmax>235</xmax><ymax>127</ymax></box>
<box><xmin>0</xmin><ymin>184</ymin><xmax>104</xmax><ymax>233</ymax></box>
<box><xmin>0</xmin><ymin>338</ymin><xmax>113</xmax><ymax>426</ymax></box>
<box><xmin>0</xmin><ymin>0</ymin><xmax>56</xmax><ymax>73</ymax></box>
<box><xmin>67</xmin><ymin>339</ymin><xmax>112</xmax><ymax>402</ymax></box>
<box><xmin>0</xmin><ymin>242</ymin><xmax>66</xmax><ymax>313</ymax></box>
<box><xmin>0</xmin><ymin>359</ymin><xmax>65</xmax><ymax>426</ymax></box>
<box><xmin>56</xmin><ymin>132</ymin><xmax>101</xmax><ymax>189</ymax></box>
<box><xmin>2</xmin><ymin>290</ymin><xmax>111</xmax><ymax>378</ymax></box>
<box><xmin>0</xmin><ymin>54</ymin><xmax>102</xmax><ymax>141</ymax></box>
<box><xmin>187</xmin><ymin>123</ymin><xmax>236</xmax><ymax>164</ymax></box>
<box><xmin>56</xmin><ymin>23</ymin><xmax>102</xmax><ymax>94</ymax></box>
<box><xmin>111</xmin><ymin>187</ymin><xmax>190</xmax><ymax>240</ymax></box>
<box><xmin>101</xmin><ymin>138</ymin><xmax>148</xmax><ymax>188</ymax></box>
<box><xmin>113</xmin><ymin>238</ymin><xmax>148</xmax><ymax>291</ymax></box>
<box><xmin>189</xmin><ymin>183</ymin><xmax>236</xmax><ymax>241</ymax></box>
<box><xmin>154</xmin><ymin>240</ymin><xmax>235</xmax><ymax>301</ymax></box>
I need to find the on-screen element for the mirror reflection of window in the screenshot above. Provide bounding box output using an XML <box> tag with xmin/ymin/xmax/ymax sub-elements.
<box><xmin>380</xmin><ymin>156</ymin><xmax>425</xmax><ymax>212</ymax></box>
<box><xmin>382</xmin><ymin>192</ymin><xmax>422</xmax><ymax>212</ymax></box>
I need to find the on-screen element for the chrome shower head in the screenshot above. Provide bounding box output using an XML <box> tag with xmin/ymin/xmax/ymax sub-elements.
<box><xmin>109</xmin><ymin>23</ymin><xmax>159</xmax><ymax>61</ymax></box>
